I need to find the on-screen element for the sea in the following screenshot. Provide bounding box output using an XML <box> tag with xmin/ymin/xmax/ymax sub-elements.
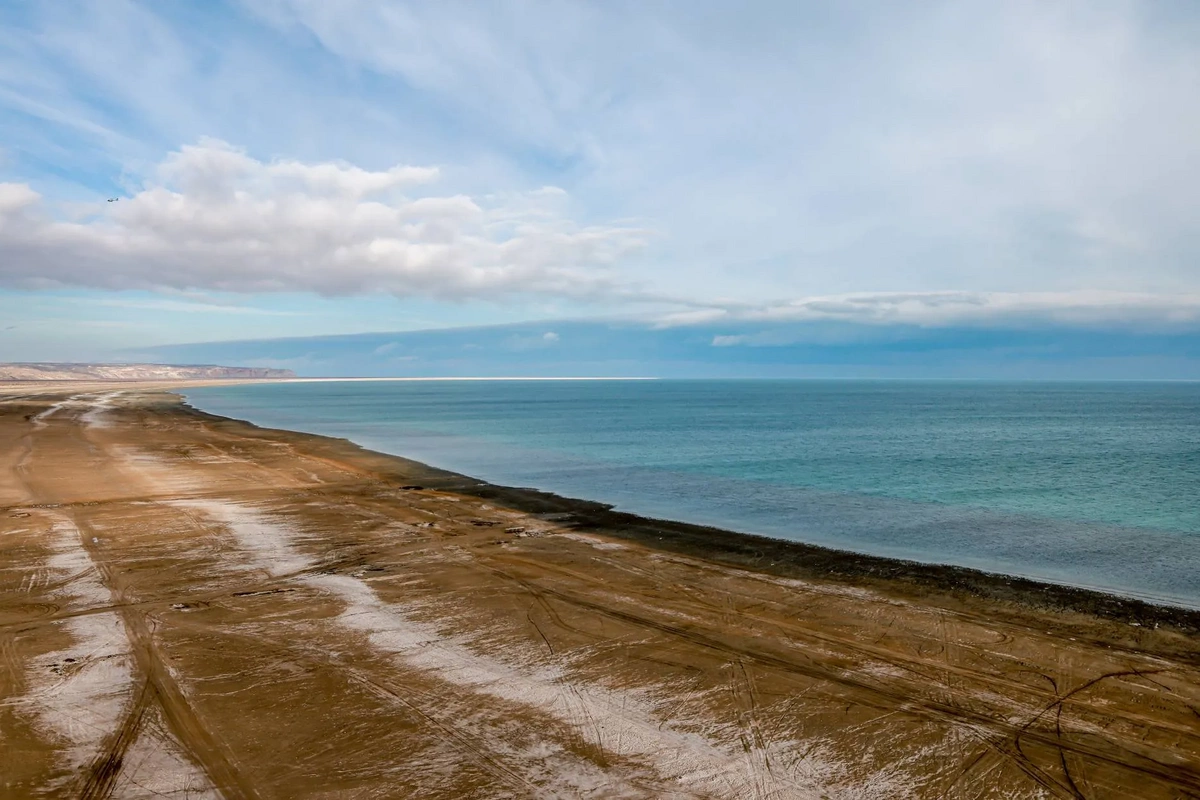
<box><xmin>183</xmin><ymin>380</ymin><xmax>1200</xmax><ymax>608</ymax></box>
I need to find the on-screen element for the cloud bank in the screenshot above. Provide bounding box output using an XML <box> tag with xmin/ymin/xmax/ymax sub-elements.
<box><xmin>658</xmin><ymin>291</ymin><xmax>1200</xmax><ymax>331</ymax></box>
<box><xmin>0</xmin><ymin>139</ymin><xmax>648</xmax><ymax>298</ymax></box>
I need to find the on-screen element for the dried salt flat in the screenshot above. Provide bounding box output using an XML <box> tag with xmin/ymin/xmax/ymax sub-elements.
<box><xmin>178</xmin><ymin>499</ymin><xmax>909</xmax><ymax>799</ymax></box>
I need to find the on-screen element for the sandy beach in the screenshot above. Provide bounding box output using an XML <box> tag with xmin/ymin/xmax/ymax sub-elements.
<box><xmin>1</xmin><ymin>387</ymin><xmax>1198</xmax><ymax>799</ymax></box>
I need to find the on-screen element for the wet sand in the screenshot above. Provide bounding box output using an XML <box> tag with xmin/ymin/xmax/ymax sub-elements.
<box><xmin>1</xmin><ymin>388</ymin><xmax>1198</xmax><ymax>799</ymax></box>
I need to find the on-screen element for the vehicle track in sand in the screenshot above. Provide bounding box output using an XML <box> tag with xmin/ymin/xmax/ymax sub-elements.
<box><xmin>6</xmin><ymin>397</ymin><xmax>233</xmax><ymax>799</ymax></box>
<box><xmin>71</xmin><ymin>408</ymin><xmax>259</xmax><ymax>800</ymax></box>
<box><xmin>474</xmin><ymin>561</ymin><xmax>1198</xmax><ymax>797</ymax></box>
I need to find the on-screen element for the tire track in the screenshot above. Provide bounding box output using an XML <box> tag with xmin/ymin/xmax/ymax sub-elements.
<box><xmin>78</xmin><ymin>680</ymin><xmax>152</xmax><ymax>800</ymax></box>
<box><xmin>64</xmin><ymin>510</ymin><xmax>256</xmax><ymax>800</ymax></box>
<box><xmin>477</xmin><ymin>562</ymin><xmax>1200</xmax><ymax>796</ymax></box>
<box><xmin>12</xmin><ymin>397</ymin><xmax>235</xmax><ymax>799</ymax></box>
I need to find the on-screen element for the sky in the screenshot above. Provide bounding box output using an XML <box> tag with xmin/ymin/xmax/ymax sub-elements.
<box><xmin>2</xmin><ymin>0</ymin><xmax>1200</xmax><ymax>376</ymax></box>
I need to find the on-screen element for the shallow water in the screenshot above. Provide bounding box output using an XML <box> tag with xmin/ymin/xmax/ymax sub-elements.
<box><xmin>184</xmin><ymin>380</ymin><xmax>1200</xmax><ymax>607</ymax></box>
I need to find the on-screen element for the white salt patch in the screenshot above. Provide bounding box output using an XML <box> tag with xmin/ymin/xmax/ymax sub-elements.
<box><xmin>642</xmin><ymin>553</ymin><xmax>892</xmax><ymax>607</ymax></box>
<box><xmin>309</xmin><ymin>573</ymin><xmax>811</xmax><ymax>796</ymax></box>
<box><xmin>557</xmin><ymin>532</ymin><xmax>628</xmax><ymax>551</ymax></box>
<box><xmin>27</xmin><ymin>612</ymin><xmax>133</xmax><ymax>766</ymax></box>
<box><xmin>168</xmin><ymin>500</ymin><xmax>313</xmax><ymax>577</ymax></box>
<box><xmin>110</xmin><ymin>724</ymin><xmax>219</xmax><ymax>799</ymax></box>
<box><xmin>45</xmin><ymin>525</ymin><xmax>111</xmax><ymax>607</ymax></box>
<box><xmin>27</xmin><ymin>392</ymin><xmax>122</xmax><ymax>432</ymax></box>
<box><xmin>80</xmin><ymin>392</ymin><xmax>122</xmax><ymax>429</ymax></box>
<box><xmin>765</xmin><ymin>574</ymin><xmax>893</xmax><ymax>605</ymax></box>
<box><xmin>19</xmin><ymin>516</ymin><xmax>218</xmax><ymax>796</ymax></box>
<box><xmin>317</xmin><ymin>573</ymin><xmax>839</xmax><ymax>798</ymax></box>
<box><xmin>858</xmin><ymin>661</ymin><xmax>912</xmax><ymax>681</ymax></box>
<box><xmin>20</xmin><ymin>519</ymin><xmax>134</xmax><ymax>779</ymax></box>
<box><xmin>30</xmin><ymin>397</ymin><xmax>71</xmax><ymax>427</ymax></box>
<box><xmin>111</xmin><ymin>447</ymin><xmax>210</xmax><ymax>495</ymax></box>
<box><xmin>179</xmin><ymin>500</ymin><xmax>845</xmax><ymax>798</ymax></box>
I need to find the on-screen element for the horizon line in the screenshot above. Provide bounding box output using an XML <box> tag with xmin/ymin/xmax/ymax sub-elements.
<box><xmin>276</xmin><ymin>376</ymin><xmax>661</xmax><ymax>382</ymax></box>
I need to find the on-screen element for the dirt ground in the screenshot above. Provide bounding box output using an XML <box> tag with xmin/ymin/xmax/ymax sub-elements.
<box><xmin>1</xmin><ymin>388</ymin><xmax>1198</xmax><ymax>799</ymax></box>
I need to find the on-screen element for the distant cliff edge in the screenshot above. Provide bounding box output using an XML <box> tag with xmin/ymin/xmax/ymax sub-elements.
<box><xmin>0</xmin><ymin>363</ymin><xmax>296</xmax><ymax>381</ymax></box>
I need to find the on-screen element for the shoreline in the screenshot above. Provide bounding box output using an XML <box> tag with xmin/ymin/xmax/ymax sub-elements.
<box><xmin>170</xmin><ymin>391</ymin><xmax>1200</xmax><ymax>639</ymax></box>
<box><xmin>0</xmin><ymin>376</ymin><xmax>658</xmax><ymax>387</ymax></box>
<box><xmin>3</xmin><ymin>386</ymin><xmax>1198</xmax><ymax>796</ymax></box>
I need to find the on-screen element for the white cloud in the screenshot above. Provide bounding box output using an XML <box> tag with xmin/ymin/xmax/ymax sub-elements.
<box><xmin>153</xmin><ymin>141</ymin><xmax>442</xmax><ymax>200</ymax></box>
<box><xmin>5</xmin><ymin>1</ymin><xmax>1200</xmax><ymax>331</ymax></box>
<box><xmin>0</xmin><ymin>139</ymin><xmax>648</xmax><ymax>299</ymax></box>
<box><xmin>0</xmin><ymin>182</ymin><xmax>39</xmax><ymax>212</ymax></box>
<box><xmin>542</xmin><ymin>331</ymin><xmax>559</xmax><ymax>342</ymax></box>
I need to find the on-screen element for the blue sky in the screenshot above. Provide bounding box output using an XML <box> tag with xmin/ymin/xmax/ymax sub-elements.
<box><xmin>3</xmin><ymin>1</ymin><xmax>1200</xmax><ymax>375</ymax></box>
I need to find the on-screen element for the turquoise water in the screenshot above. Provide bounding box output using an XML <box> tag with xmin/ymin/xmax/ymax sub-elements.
<box><xmin>184</xmin><ymin>380</ymin><xmax>1200</xmax><ymax>607</ymax></box>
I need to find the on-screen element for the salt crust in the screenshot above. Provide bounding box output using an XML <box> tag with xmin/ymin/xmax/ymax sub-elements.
<box><xmin>176</xmin><ymin>499</ymin><xmax>912</xmax><ymax>799</ymax></box>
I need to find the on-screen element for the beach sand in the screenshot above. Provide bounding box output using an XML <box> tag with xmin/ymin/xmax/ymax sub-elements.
<box><xmin>1</xmin><ymin>387</ymin><xmax>1198</xmax><ymax>799</ymax></box>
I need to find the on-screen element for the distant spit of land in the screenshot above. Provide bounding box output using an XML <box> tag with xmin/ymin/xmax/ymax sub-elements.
<box><xmin>0</xmin><ymin>365</ymin><xmax>659</xmax><ymax>384</ymax></box>
<box><xmin>0</xmin><ymin>362</ymin><xmax>295</xmax><ymax>382</ymax></box>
